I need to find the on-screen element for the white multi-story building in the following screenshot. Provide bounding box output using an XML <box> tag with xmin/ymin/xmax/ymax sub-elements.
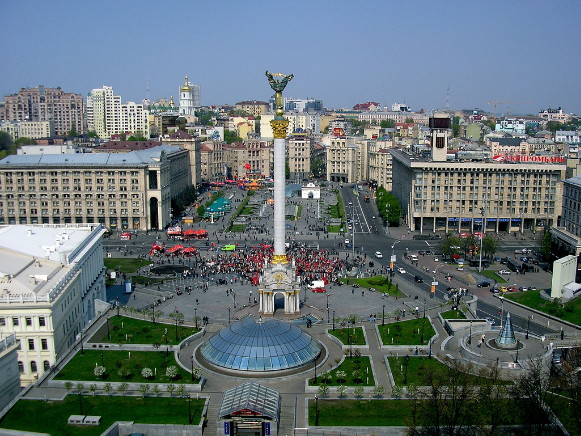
<box><xmin>260</xmin><ymin>113</ymin><xmax>320</xmax><ymax>138</ymax></box>
<box><xmin>555</xmin><ymin>130</ymin><xmax>581</xmax><ymax>144</ymax></box>
<box><xmin>87</xmin><ymin>86</ymin><xmax>149</xmax><ymax>139</ymax></box>
<box><xmin>0</xmin><ymin>121</ymin><xmax>54</xmax><ymax>141</ymax></box>
<box><xmin>0</xmin><ymin>224</ymin><xmax>106</xmax><ymax>386</ymax></box>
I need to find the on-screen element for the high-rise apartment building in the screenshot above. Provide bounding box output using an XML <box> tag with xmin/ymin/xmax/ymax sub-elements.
<box><xmin>87</xmin><ymin>86</ymin><xmax>149</xmax><ymax>139</ymax></box>
<box><xmin>0</xmin><ymin>86</ymin><xmax>84</xmax><ymax>137</ymax></box>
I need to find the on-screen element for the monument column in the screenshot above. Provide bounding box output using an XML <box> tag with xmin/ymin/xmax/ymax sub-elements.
<box><xmin>271</xmin><ymin>118</ymin><xmax>289</xmax><ymax>263</ymax></box>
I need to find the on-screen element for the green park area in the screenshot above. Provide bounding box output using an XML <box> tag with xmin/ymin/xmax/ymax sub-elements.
<box><xmin>103</xmin><ymin>258</ymin><xmax>152</xmax><ymax>274</ymax></box>
<box><xmin>309</xmin><ymin>355</ymin><xmax>374</xmax><ymax>387</ymax></box>
<box><xmin>341</xmin><ymin>276</ymin><xmax>404</xmax><ymax>297</ymax></box>
<box><xmin>377</xmin><ymin>317</ymin><xmax>435</xmax><ymax>345</ymax></box>
<box><xmin>328</xmin><ymin>326</ymin><xmax>366</xmax><ymax>345</ymax></box>
<box><xmin>481</xmin><ymin>270</ymin><xmax>508</xmax><ymax>283</ymax></box>
<box><xmin>54</xmin><ymin>350</ymin><xmax>198</xmax><ymax>384</ymax></box>
<box><xmin>92</xmin><ymin>315</ymin><xmax>197</xmax><ymax>345</ymax></box>
<box><xmin>440</xmin><ymin>309</ymin><xmax>466</xmax><ymax>319</ymax></box>
<box><xmin>0</xmin><ymin>396</ymin><xmax>205</xmax><ymax>436</ymax></box>
<box><xmin>504</xmin><ymin>290</ymin><xmax>581</xmax><ymax>326</ymax></box>
<box><xmin>307</xmin><ymin>398</ymin><xmax>539</xmax><ymax>427</ymax></box>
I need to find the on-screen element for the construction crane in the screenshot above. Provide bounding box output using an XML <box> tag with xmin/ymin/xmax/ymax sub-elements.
<box><xmin>486</xmin><ymin>101</ymin><xmax>533</xmax><ymax>117</ymax></box>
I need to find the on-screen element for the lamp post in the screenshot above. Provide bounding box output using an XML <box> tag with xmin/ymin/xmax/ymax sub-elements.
<box><xmin>332</xmin><ymin>310</ymin><xmax>335</xmax><ymax>331</ymax></box>
<box><xmin>191</xmin><ymin>354</ymin><xmax>194</xmax><ymax>381</ymax></box>
<box><xmin>188</xmin><ymin>394</ymin><xmax>192</xmax><ymax>424</ymax></box>
<box><xmin>526</xmin><ymin>315</ymin><xmax>531</xmax><ymax>339</ymax></box>
<box><xmin>100</xmin><ymin>352</ymin><xmax>104</xmax><ymax>367</ymax></box>
<box><xmin>194</xmin><ymin>308</ymin><xmax>198</xmax><ymax>329</ymax></box>
<box><xmin>500</xmin><ymin>296</ymin><xmax>505</xmax><ymax>329</ymax></box>
<box><xmin>382</xmin><ymin>305</ymin><xmax>385</xmax><ymax>326</ymax></box>
<box><xmin>314</xmin><ymin>395</ymin><xmax>319</xmax><ymax>426</ymax></box>
<box><xmin>403</xmin><ymin>355</ymin><xmax>410</xmax><ymax>385</ymax></box>
<box><xmin>421</xmin><ymin>299</ymin><xmax>427</xmax><ymax>344</ymax></box>
<box><xmin>313</xmin><ymin>354</ymin><xmax>318</xmax><ymax>384</ymax></box>
<box><xmin>326</xmin><ymin>293</ymin><xmax>331</xmax><ymax>324</ymax></box>
<box><xmin>228</xmin><ymin>306</ymin><xmax>231</xmax><ymax>324</ymax></box>
<box><xmin>468</xmin><ymin>320</ymin><xmax>473</xmax><ymax>345</ymax></box>
<box><xmin>164</xmin><ymin>328</ymin><xmax>168</xmax><ymax>356</ymax></box>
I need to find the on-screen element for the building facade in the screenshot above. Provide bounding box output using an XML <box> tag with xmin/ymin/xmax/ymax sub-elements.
<box><xmin>287</xmin><ymin>132</ymin><xmax>312</xmax><ymax>181</ymax></box>
<box><xmin>0</xmin><ymin>224</ymin><xmax>106</xmax><ymax>385</ymax></box>
<box><xmin>322</xmin><ymin>134</ymin><xmax>359</xmax><ymax>183</ymax></box>
<box><xmin>0</xmin><ymin>145</ymin><xmax>189</xmax><ymax>230</ymax></box>
<box><xmin>0</xmin><ymin>86</ymin><xmax>84</xmax><ymax>137</ymax></box>
<box><xmin>87</xmin><ymin>86</ymin><xmax>150</xmax><ymax>139</ymax></box>
<box><xmin>178</xmin><ymin>76</ymin><xmax>200</xmax><ymax>116</ymax></box>
<box><xmin>0</xmin><ymin>121</ymin><xmax>54</xmax><ymax>141</ymax></box>
<box><xmin>235</xmin><ymin>101</ymin><xmax>269</xmax><ymax>118</ymax></box>
<box><xmin>0</xmin><ymin>334</ymin><xmax>20</xmax><ymax>409</ymax></box>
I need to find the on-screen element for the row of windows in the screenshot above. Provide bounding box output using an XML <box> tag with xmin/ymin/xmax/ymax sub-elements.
<box><xmin>0</xmin><ymin>316</ymin><xmax>46</xmax><ymax>327</ymax></box>
<box><xmin>19</xmin><ymin>360</ymin><xmax>50</xmax><ymax>373</ymax></box>
<box><xmin>2</xmin><ymin>171</ymin><xmax>139</xmax><ymax>177</ymax></box>
<box><xmin>27</xmin><ymin>338</ymin><xmax>49</xmax><ymax>350</ymax></box>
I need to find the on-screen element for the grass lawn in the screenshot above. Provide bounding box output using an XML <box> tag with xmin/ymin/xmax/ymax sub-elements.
<box><xmin>0</xmin><ymin>395</ymin><xmax>205</xmax><ymax>436</ymax></box>
<box><xmin>481</xmin><ymin>270</ymin><xmax>507</xmax><ymax>283</ymax></box>
<box><xmin>240</xmin><ymin>206</ymin><xmax>254</xmax><ymax>215</ymax></box>
<box><xmin>229</xmin><ymin>224</ymin><xmax>247</xmax><ymax>232</ymax></box>
<box><xmin>327</xmin><ymin>225</ymin><xmax>341</xmax><ymax>233</ymax></box>
<box><xmin>505</xmin><ymin>290</ymin><xmax>581</xmax><ymax>326</ymax></box>
<box><xmin>549</xmin><ymin>392</ymin><xmax>581</xmax><ymax>436</ymax></box>
<box><xmin>92</xmin><ymin>316</ymin><xmax>197</xmax><ymax>344</ymax></box>
<box><xmin>104</xmin><ymin>258</ymin><xmax>152</xmax><ymax>274</ymax></box>
<box><xmin>378</xmin><ymin>318</ymin><xmax>435</xmax><ymax>345</ymax></box>
<box><xmin>54</xmin><ymin>350</ymin><xmax>196</xmax><ymax>384</ymax></box>
<box><xmin>387</xmin><ymin>356</ymin><xmax>512</xmax><ymax>386</ymax></box>
<box><xmin>440</xmin><ymin>309</ymin><xmax>466</xmax><ymax>319</ymax></box>
<box><xmin>307</xmin><ymin>398</ymin><xmax>539</xmax><ymax>427</ymax></box>
<box><xmin>309</xmin><ymin>355</ymin><xmax>374</xmax><ymax>386</ymax></box>
<box><xmin>328</xmin><ymin>326</ymin><xmax>366</xmax><ymax>345</ymax></box>
<box><xmin>308</xmin><ymin>399</ymin><xmax>413</xmax><ymax>426</ymax></box>
<box><xmin>340</xmin><ymin>276</ymin><xmax>404</xmax><ymax>297</ymax></box>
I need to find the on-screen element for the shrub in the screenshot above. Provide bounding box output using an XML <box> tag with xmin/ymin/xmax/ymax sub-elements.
<box><xmin>335</xmin><ymin>370</ymin><xmax>347</xmax><ymax>382</ymax></box>
<box><xmin>141</xmin><ymin>367</ymin><xmax>153</xmax><ymax>379</ymax></box>
<box><xmin>354</xmin><ymin>385</ymin><xmax>364</xmax><ymax>398</ymax></box>
<box><xmin>166</xmin><ymin>365</ymin><xmax>178</xmax><ymax>380</ymax></box>
<box><xmin>94</xmin><ymin>365</ymin><xmax>106</xmax><ymax>379</ymax></box>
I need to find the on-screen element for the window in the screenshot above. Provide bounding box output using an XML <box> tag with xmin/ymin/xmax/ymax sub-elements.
<box><xmin>28</xmin><ymin>339</ymin><xmax>35</xmax><ymax>350</ymax></box>
<box><xmin>18</xmin><ymin>361</ymin><xmax>24</xmax><ymax>373</ymax></box>
<box><xmin>12</xmin><ymin>317</ymin><xmax>19</xmax><ymax>326</ymax></box>
<box><xmin>30</xmin><ymin>361</ymin><xmax>37</xmax><ymax>372</ymax></box>
<box><xmin>41</xmin><ymin>339</ymin><xmax>48</xmax><ymax>350</ymax></box>
<box><xmin>0</xmin><ymin>317</ymin><xmax>5</xmax><ymax>326</ymax></box>
<box><xmin>26</xmin><ymin>317</ymin><xmax>32</xmax><ymax>326</ymax></box>
<box><xmin>39</xmin><ymin>317</ymin><xmax>46</xmax><ymax>327</ymax></box>
<box><xmin>43</xmin><ymin>360</ymin><xmax>50</xmax><ymax>371</ymax></box>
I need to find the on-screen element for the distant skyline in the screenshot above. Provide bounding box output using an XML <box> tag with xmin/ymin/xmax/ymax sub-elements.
<box><xmin>1</xmin><ymin>0</ymin><xmax>580</xmax><ymax>116</ymax></box>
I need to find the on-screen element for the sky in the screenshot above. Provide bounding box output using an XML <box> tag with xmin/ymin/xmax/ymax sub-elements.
<box><xmin>1</xmin><ymin>0</ymin><xmax>580</xmax><ymax>116</ymax></box>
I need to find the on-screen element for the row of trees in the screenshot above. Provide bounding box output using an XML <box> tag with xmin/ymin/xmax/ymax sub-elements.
<box><xmin>376</xmin><ymin>186</ymin><xmax>402</xmax><ymax>227</ymax></box>
<box><xmin>439</xmin><ymin>234</ymin><xmax>499</xmax><ymax>260</ymax></box>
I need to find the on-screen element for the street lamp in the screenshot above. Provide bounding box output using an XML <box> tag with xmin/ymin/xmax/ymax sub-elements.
<box><xmin>332</xmin><ymin>310</ymin><xmax>335</xmax><ymax>331</ymax></box>
<box><xmin>420</xmin><ymin>299</ymin><xmax>427</xmax><ymax>344</ymax></box>
<box><xmin>314</xmin><ymin>395</ymin><xmax>319</xmax><ymax>426</ymax></box>
<box><xmin>403</xmin><ymin>355</ymin><xmax>410</xmax><ymax>385</ymax></box>
<box><xmin>100</xmin><ymin>352</ymin><xmax>104</xmax><ymax>367</ymax></box>
<box><xmin>382</xmin><ymin>305</ymin><xmax>385</xmax><ymax>326</ymax></box>
<box><xmin>499</xmin><ymin>296</ymin><xmax>505</xmax><ymax>329</ymax></box>
<box><xmin>228</xmin><ymin>306</ymin><xmax>231</xmax><ymax>324</ymax></box>
<box><xmin>194</xmin><ymin>307</ymin><xmax>198</xmax><ymax>329</ymax></box>
<box><xmin>191</xmin><ymin>354</ymin><xmax>194</xmax><ymax>381</ymax></box>
<box><xmin>326</xmin><ymin>293</ymin><xmax>331</xmax><ymax>324</ymax></box>
<box><xmin>313</xmin><ymin>354</ymin><xmax>318</xmax><ymax>384</ymax></box>
<box><xmin>468</xmin><ymin>320</ymin><xmax>473</xmax><ymax>345</ymax></box>
<box><xmin>526</xmin><ymin>315</ymin><xmax>531</xmax><ymax>339</ymax></box>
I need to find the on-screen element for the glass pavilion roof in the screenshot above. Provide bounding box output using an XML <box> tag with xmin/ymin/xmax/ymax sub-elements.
<box><xmin>200</xmin><ymin>318</ymin><xmax>321</xmax><ymax>372</ymax></box>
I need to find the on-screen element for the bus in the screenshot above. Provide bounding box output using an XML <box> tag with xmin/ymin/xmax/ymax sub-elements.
<box><xmin>506</xmin><ymin>258</ymin><xmax>521</xmax><ymax>273</ymax></box>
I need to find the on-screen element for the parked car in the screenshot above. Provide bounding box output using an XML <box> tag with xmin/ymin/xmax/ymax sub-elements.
<box><xmin>498</xmin><ymin>286</ymin><xmax>508</xmax><ymax>293</ymax></box>
<box><xmin>398</xmin><ymin>267</ymin><xmax>406</xmax><ymax>274</ymax></box>
<box><xmin>507</xmin><ymin>286</ymin><xmax>518</xmax><ymax>292</ymax></box>
<box><xmin>344</xmin><ymin>239</ymin><xmax>350</xmax><ymax>244</ymax></box>
<box><xmin>477</xmin><ymin>281</ymin><xmax>491</xmax><ymax>288</ymax></box>
<box><xmin>519</xmin><ymin>286</ymin><xmax>529</xmax><ymax>292</ymax></box>
<box><xmin>498</xmin><ymin>270</ymin><xmax>511</xmax><ymax>275</ymax></box>
<box><xmin>414</xmin><ymin>275</ymin><xmax>423</xmax><ymax>283</ymax></box>
<box><xmin>375</xmin><ymin>251</ymin><xmax>383</xmax><ymax>258</ymax></box>
<box><xmin>312</xmin><ymin>287</ymin><xmax>327</xmax><ymax>293</ymax></box>
<box><xmin>490</xmin><ymin>287</ymin><xmax>500</xmax><ymax>294</ymax></box>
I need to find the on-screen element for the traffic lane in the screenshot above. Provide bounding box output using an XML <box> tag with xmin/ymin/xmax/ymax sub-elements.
<box><xmin>476</xmin><ymin>299</ymin><xmax>556</xmax><ymax>336</ymax></box>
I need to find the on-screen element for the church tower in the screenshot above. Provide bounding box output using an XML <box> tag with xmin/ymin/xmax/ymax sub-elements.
<box><xmin>178</xmin><ymin>76</ymin><xmax>200</xmax><ymax>116</ymax></box>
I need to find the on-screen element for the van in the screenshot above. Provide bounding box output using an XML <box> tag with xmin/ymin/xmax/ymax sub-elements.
<box><xmin>307</xmin><ymin>280</ymin><xmax>326</xmax><ymax>289</ymax></box>
<box><xmin>410</xmin><ymin>255</ymin><xmax>418</xmax><ymax>261</ymax></box>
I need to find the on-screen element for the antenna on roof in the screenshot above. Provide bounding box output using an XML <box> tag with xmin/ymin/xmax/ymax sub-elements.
<box><xmin>445</xmin><ymin>86</ymin><xmax>450</xmax><ymax>111</ymax></box>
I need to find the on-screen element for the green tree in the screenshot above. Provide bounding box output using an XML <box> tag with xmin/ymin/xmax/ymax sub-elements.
<box><xmin>337</xmin><ymin>384</ymin><xmax>347</xmax><ymax>398</ymax></box>
<box><xmin>0</xmin><ymin>131</ymin><xmax>14</xmax><ymax>151</ymax></box>
<box><xmin>14</xmin><ymin>137</ymin><xmax>35</xmax><ymax>147</ymax></box>
<box><xmin>546</xmin><ymin>121</ymin><xmax>563</xmax><ymax>134</ymax></box>
<box><xmin>311</xmin><ymin>157</ymin><xmax>325</xmax><ymax>178</ymax></box>
<box><xmin>67</xmin><ymin>126</ymin><xmax>78</xmax><ymax>137</ymax></box>
<box><xmin>195</xmin><ymin>110</ymin><xmax>215</xmax><ymax>126</ymax></box>
<box><xmin>139</xmin><ymin>384</ymin><xmax>150</xmax><ymax>398</ymax></box>
<box><xmin>103</xmin><ymin>382</ymin><xmax>113</xmax><ymax>396</ymax></box>
<box><xmin>86</xmin><ymin>130</ymin><xmax>98</xmax><ymax>138</ymax></box>
<box><xmin>175</xmin><ymin>383</ymin><xmax>187</xmax><ymax>398</ymax></box>
<box><xmin>482</xmin><ymin>235</ymin><xmax>498</xmax><ymax>259</ymax></box>
<box><xmin>166</xmin><ymin>383</ymin><xmax>175</xmax><ymax>397</ymax></box>
<box><xmin>317</xmin><ymin>384</ymin><xmax>329</xmax><ymax>398</ymax></box>
<box><xmin>375</xmin><ymin>187</ymin><xmax>402</xmax><ymax>227</ymax></box>
<box><xmin>224</xmin><ymin>129</ymin><xmax>242</xmax><ymax>144</ymax></box>
<box><xmin>117</xmin><ymin>382</ymin><xmax>129</xmax><ymax>396</ymax></box>
<box><xmin>380</xmin><ymin>119</ymin><xmax>395</xmax><ymax>128</ymax></box>
<box><xmin>64</xmin><ymin>381</ymin><xmax>73</xmax><ymax>394</ymax></box>
<box><xmin>89</xmin><ymin>383</ymin><xmax>97</xmax><ymax>396</ymax></box>
<box><xmin>440</xmin><ymin>235</ymin><xmax>461</xmax><ymax>259</ymax></box>
<box><xmin>452</xmin><ymin>116</ymin><xmax>461</xmax><ymax>138</ymax></box>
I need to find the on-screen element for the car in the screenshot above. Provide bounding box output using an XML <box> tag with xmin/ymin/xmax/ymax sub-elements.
<box><xmin>375</xmin><ymin>251</ymin><xmax>383</xmax><ymax>258</ymax></box>
<box><xmin>490</xmin><ymin>287</ymin><xmax>500</xmax><ymax>294</ymax></box>
<box><xmin>414</xmin><ymin>275</ymin><xmax>423</xmax><ymax>283</ymax></box>
<box><xmin>348</xmin><ymin>224</ymin><xmax>353</xmax><ymax>230</ymax></box>
<box><xmin>508</xmin><ymin>286</ymin><xmax>518</xmax><ymax>292</ymax></box>
<box><xmin>398</xmin><ymin>267</ymin><xmax>406</xmax><ymax>274</ymax></box>
<box><xmin>519</xmin><ymin>286</ymin><xmax>529</xmax><ymax>292</ymax></box>
<box><xmin>311</xmin><ymin>287</ymin><xmax>326</xmax><ymax>293</ymax></box>
<box><xmin>434</xmin><ymin>257</ymin><xmax>439</xmax><ymax>262</ymax></box>
<box><xmin>485</xmin><ymin>317</ymin><xmax>496</xmax><ymax>326</ymax></box>
<box><xmin>345</xmin><ymin>239</ymin><xmax>350</xmax><ymax>244</ymax></box>
<box><xmin>477</xmin><ymin>281</ymin><xmax>491</xmax><ymax>288</ymax></box>
<box><xmin>498</xmin><ymin>286</ymin><xmax>508</xmax><ymax>293</ymax></box>
<box><xmin>418</xmin><ymin>250</ymin><xmax>425</xmax><ymax>255</ymax></box>
<box><xmin>498</xmin><ymin>270</ymin><xmax>511</xmax><ymax>275</ymax></box>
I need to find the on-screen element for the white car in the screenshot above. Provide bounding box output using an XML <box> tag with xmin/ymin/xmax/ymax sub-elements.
<box><xmin>398</xmin><ymin>267</ymin><xmax>406</xmax><ymax>274</ymax></box>
<box><xmin>434</xmin><ymin>257</ymin><xmax>439</xmax><ymax>262</ymax></box>
<box><xmin>498</xmin><ymin>269</ymin><xmax>511</xmax><ymax>275</ymax></box>
<box><xmin>375</xmin><ymin>251</ymin><xmax>383</xmax><ymax>259</ymax></box>
<box><xmin>345</xmin><ymin>239</ymin><xmax>350</xmax><ymax>244</ymax></box>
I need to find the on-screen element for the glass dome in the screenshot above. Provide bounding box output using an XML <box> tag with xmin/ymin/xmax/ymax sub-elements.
<box><xmin>200</xmin><ymin>318</ymin><xmax>321</xmax><ymax>372</ymax></box>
